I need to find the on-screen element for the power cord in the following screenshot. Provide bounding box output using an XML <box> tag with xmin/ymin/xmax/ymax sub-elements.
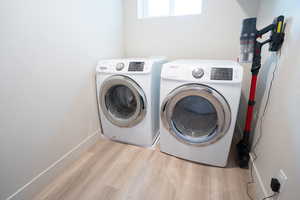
<box><xmin>252</xmin><ymin>54</ymin><xmax>280</xmax><ymax>157</ymax></box>
<box><xmin>246</xmin><ymin>52</ymin><xmax>281</xmax><ymax>200</ymax></box>
<box><xmin>262</xmin><ymin>192</ymin><xmax>278</xmax><ymax>199</ymax></box>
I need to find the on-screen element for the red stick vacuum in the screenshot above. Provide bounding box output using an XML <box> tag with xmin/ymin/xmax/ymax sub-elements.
<box><xmin>237</xmin><ymin>16</ymin><xmax>285</xmax><ymax>168</ymax></box>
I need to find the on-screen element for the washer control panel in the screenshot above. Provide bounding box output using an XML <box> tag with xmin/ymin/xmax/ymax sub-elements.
<box><xmin>97</xmin><ymin>59</ymin><xmax>153</xmax><ymax>74</ymax></box>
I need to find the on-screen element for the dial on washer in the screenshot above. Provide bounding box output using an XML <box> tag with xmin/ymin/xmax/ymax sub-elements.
<box><xmin>192</xmin><ymin>68</ymin><xmax>205</xmax><ymax>79</ymax></box>
<box><xmin>116</xmin><ymin>63</ymin><xmax>125</xmax><ymax>71</ymax></box>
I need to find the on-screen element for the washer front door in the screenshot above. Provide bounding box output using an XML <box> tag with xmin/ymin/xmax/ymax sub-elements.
<box><xmin>161</xmin><ymin>84</ymin><xmax>231</xmax><ymax>146</ymax></box>
<box><xmin>100</xmin><ymin>75</ymin><xmax>147</xmax><ymax>128</ymax></box>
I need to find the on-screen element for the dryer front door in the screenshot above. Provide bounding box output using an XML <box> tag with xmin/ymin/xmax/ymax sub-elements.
<box><xmin>100</xmin><ymin>75</ymin><xmax>147</xmax><ymax>128</ymax></box>
<box><xmin>161</xmin><ymin>84</ymin><xmax>231</xmax><ymax>146</ymax></box>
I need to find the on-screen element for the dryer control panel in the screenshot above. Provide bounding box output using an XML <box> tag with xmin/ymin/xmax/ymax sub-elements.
<box><xmin>161</xmin><ymin>60</ymin><xmax>243</xmax><ymax>84</ymax></box>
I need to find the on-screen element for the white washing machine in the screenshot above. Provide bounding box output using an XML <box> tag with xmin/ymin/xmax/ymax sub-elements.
<box><xmin>159</xmin><ymin>60</ymin><xmax>243</xmax><ymax>167</ymax></box>
<box><xmin>96</xmin><ymin>58</ymin><xmax>167</xmax><ymax>147</ymax></box>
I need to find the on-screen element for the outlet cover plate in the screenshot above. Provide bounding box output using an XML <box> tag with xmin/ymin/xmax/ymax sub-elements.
<box><xmin>274</xmin><ymin>169</ymin><xmax>288</xmax><ymax>200</ymax></box>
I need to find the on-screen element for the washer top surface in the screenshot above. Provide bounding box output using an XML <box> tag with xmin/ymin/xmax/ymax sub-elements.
<box><xmin>161</xmin><ymin>60</ymin><xmax>243</xmax><ymax>84</ymax></box>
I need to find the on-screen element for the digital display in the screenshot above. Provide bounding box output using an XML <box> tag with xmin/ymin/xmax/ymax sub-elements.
<box><xmin>129</xmin><ymin>62</ymin><xmax>145</xmax><ymax>72</ymax></box>
<box><xmin>211</xmin><ymin>68</ymin><xmax>233</xmax><ymax>80</ymax></box>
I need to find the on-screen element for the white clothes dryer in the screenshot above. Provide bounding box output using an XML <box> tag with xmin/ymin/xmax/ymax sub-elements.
<box><xmin>159</xmin><ymin>60</ymin><xmax>243</xmax><ymax>167</ymax></box>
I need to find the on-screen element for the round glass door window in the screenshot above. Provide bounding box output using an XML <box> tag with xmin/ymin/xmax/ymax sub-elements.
<box><xmin>105</xmin><ymin>85</ymin><xmax>137</xmax><ymax>119</ymax></box>
<box><xmin>100</xmin><ymin>75</ymin><xmax>147</xmax><ymax>128</ymax></box>
<box><xmin>171</xmin><ymin>95</ymin><xmax>218</xmax><ymax>140</ymax></box>
<box><xmin>161</xmin><ymin>84</ymin><xmax>231</xmax><ymax>146</ymax></box>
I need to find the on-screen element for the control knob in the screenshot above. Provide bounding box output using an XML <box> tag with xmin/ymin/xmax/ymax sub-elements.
<box><xmin>192</xmin><ymin>68</ymin><xmax>204</xmax><ymax>79</ymax></box>
<box><xmin>116</xmin><ymin>63</ymin><xmax>125</xmax><ymax>71</ymax></box>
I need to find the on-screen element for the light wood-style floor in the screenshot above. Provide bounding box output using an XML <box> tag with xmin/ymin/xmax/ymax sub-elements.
<box><xmin>34</xmin><ymin>138</ymin><xmax>251</xmax><ymax>200</ymax></box>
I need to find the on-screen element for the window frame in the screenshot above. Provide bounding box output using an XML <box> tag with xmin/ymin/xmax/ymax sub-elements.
<box><xmin>138</xmin><ymin>0</ymin><xmax>202</xmax><ymax>19</ymax></box>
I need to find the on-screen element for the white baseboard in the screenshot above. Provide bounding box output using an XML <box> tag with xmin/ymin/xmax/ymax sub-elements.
<box><xmin>250</xmin><ymin>153</ymin><xmax>273</xmax><ymax>200</ymax></box>
<box><xmin>6</xmin><ymin>130</ymin><xmax>101</xmax><ymax>200</ymax></box>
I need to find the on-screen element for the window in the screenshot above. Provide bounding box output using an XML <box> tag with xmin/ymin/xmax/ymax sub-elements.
<box><xmin>138</xmin><ymin>0</ymin><xmax>202</xmax><ymax>19</ymax></box>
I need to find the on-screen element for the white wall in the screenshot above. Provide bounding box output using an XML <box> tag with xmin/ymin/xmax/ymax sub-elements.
<box><xmin>124</xmin><ymin>0</ymin><xmax>259</xmax><ymax>60</ymax></box>
<box><xmin>0</xmin><ymin>0</ymin><xmax>123</xmax><ymax>199</ymax></box>
<box><xmin>252</xmin><ymin>0</ymin><xmax>300</xmax><ymax>199</ymax></box>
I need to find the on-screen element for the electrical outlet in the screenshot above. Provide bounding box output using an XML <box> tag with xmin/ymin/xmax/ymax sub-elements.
<box><xmin>273</xmin><ymin>169</ymin><xmax>288</xmax><ymax>200</ymax></box>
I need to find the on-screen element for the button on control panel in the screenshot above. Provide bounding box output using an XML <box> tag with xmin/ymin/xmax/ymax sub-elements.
<box><xmin>192</xmin><ymin>68</ymin><xmax>205</xmax><ymax>79</ymax></box>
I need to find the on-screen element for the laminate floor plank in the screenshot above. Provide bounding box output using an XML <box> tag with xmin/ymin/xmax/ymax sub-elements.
<box><xmin>34</xmin><ymin>138</ymin><xmax>251</xmax><ymax>200</ymax></box>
